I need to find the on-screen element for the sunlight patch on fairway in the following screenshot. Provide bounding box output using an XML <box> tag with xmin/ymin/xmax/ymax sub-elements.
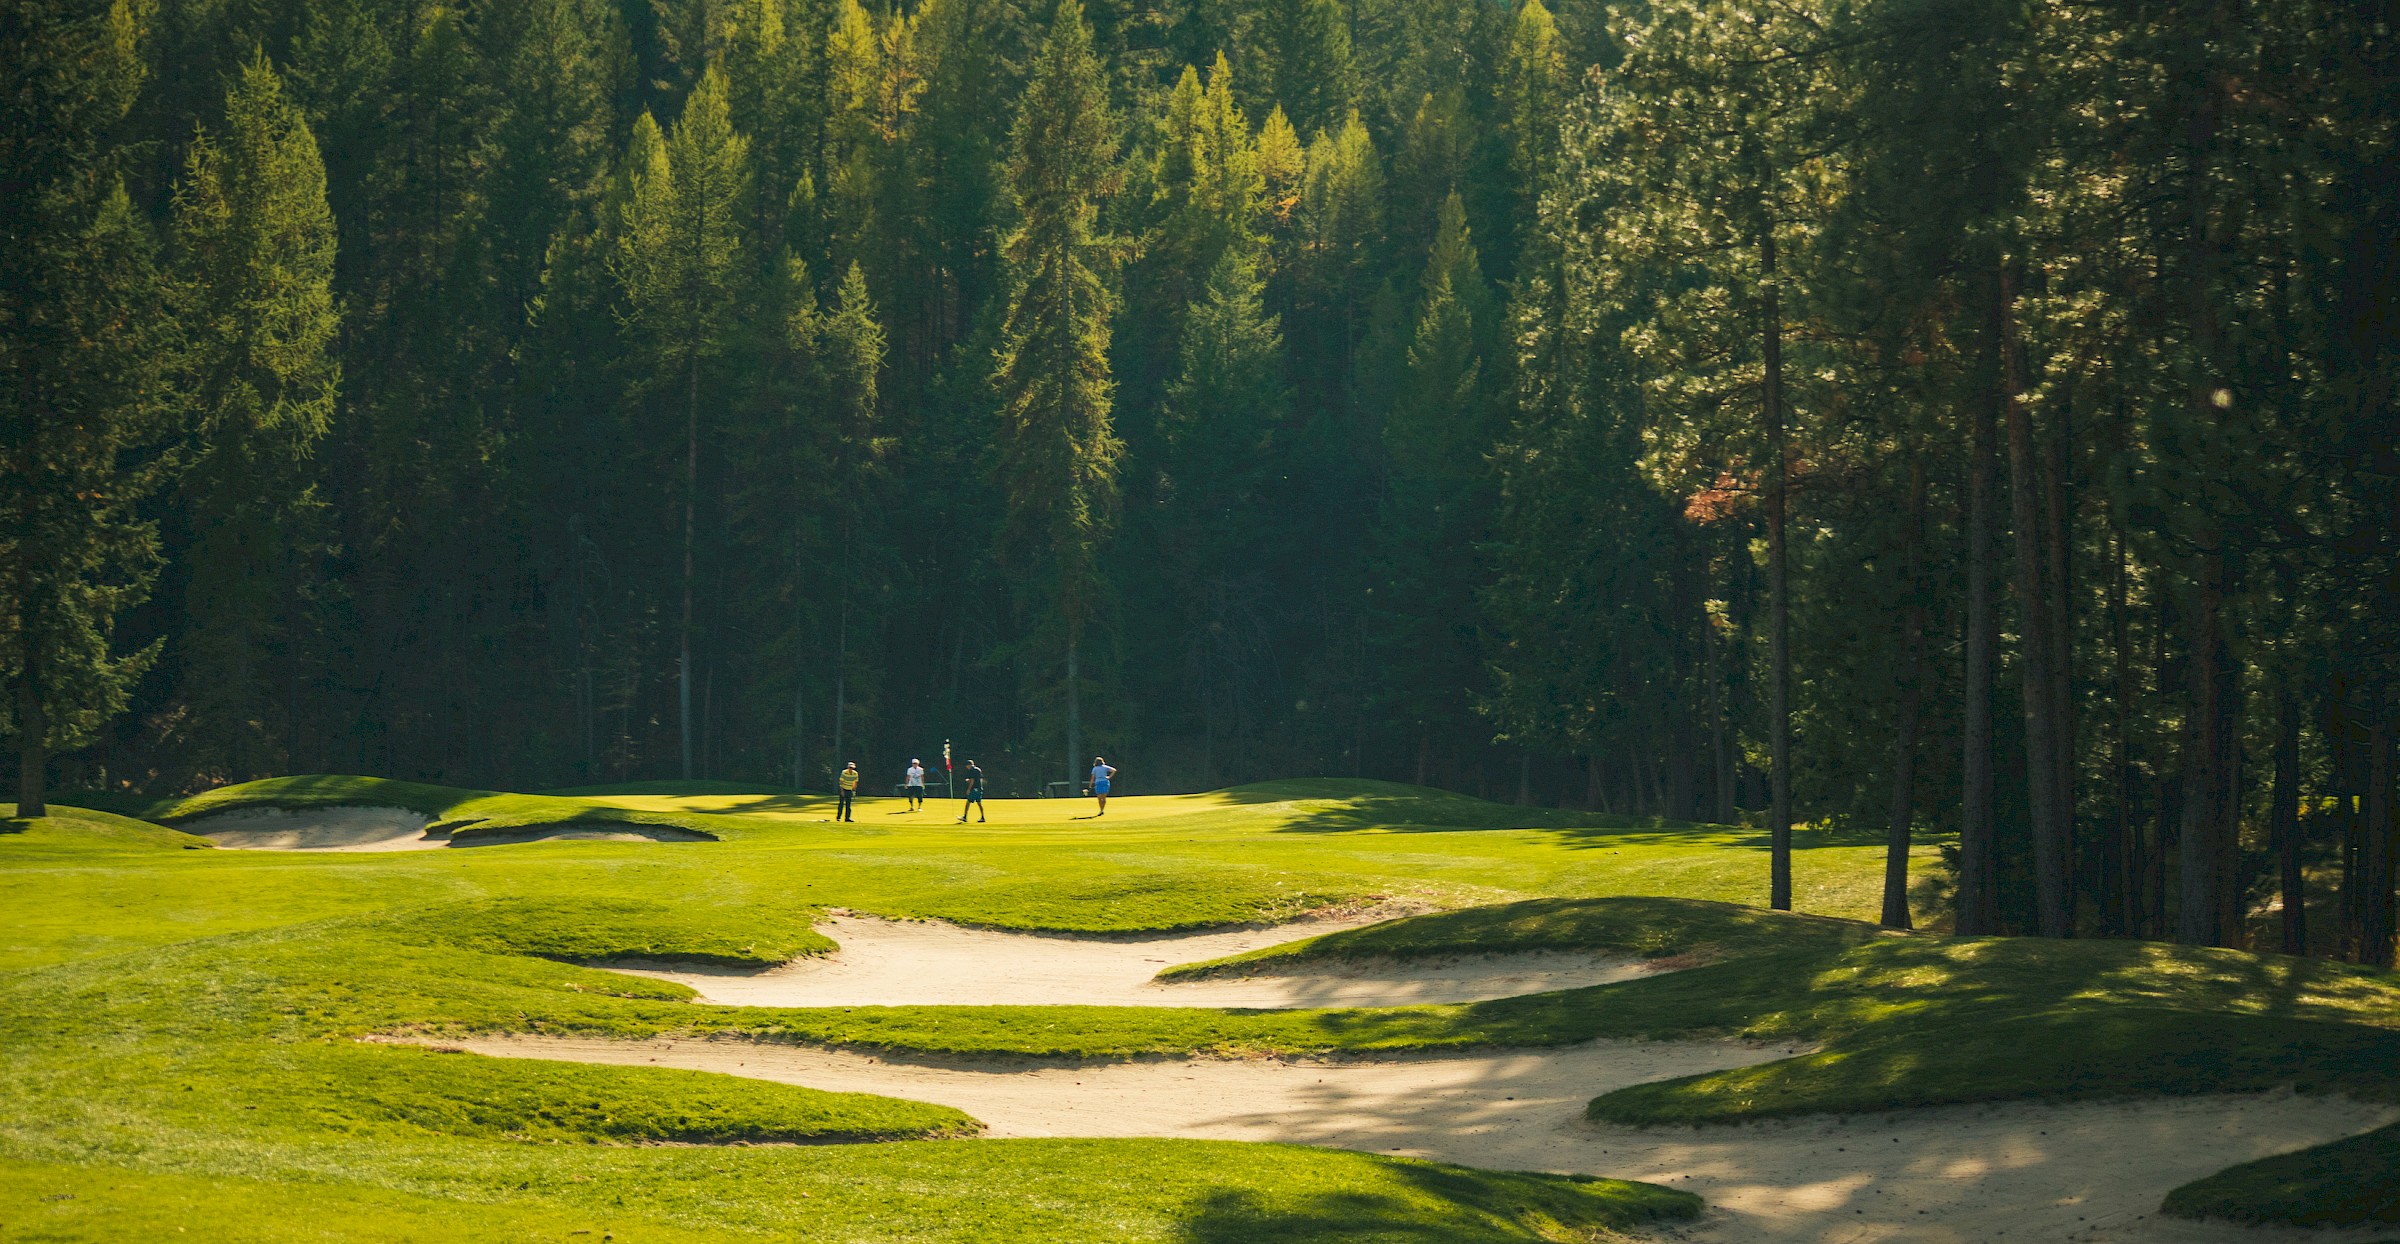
<box><xmin>576</xmin><ymin>789</ymin><xmax>1294</xmax><ymax>825</ymax></box>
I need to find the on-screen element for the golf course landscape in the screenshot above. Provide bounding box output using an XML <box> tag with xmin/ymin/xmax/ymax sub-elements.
<box><xmin>5</xmin><ymin>778</ymin><xmax>2398</xmax><ymax>1242</ymax></box>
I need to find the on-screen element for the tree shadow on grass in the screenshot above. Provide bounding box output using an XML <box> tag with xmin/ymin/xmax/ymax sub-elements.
<box><xmin>1172</xmin><ymin>1163</ymin><xmax>1698</xmax><ymax>1244</ymax></box>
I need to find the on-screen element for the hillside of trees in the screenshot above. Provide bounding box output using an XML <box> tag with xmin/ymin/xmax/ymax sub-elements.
<box><xmin>5</xmin><ymin>0</ymin><xmax>2396</xmax><ymax>954</ymax></box>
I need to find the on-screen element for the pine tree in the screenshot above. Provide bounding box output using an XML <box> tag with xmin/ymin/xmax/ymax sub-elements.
<box><xmin>1236</xmin><ymin>0</ymin><xmax>1354</xmax><ymax>139</ymax></box>
<box><xmin>168</xmin><ymin>55</ymin><xmax>342</xmax><ymax>779</ymax></box>
<box><xmin>612</xmin><ymin>66</ymin><xmax>753</xmax><ymax>779</ymax></box>
<box><xmin>991</xmin><ymin>0</ymin><xmax>1124</xmax><ymax>789</ymax></box>
<box><xmin>1370</xmin><ymin>191</ymin><xmax>1495</xmax><ymax>783</ymax></box>
<box><xmin>1498</xmin><ymin>0</ymin><xmax>1565</xmax><ymax>243</ymax></box>
<box><xmin>1158</xmin><ymin>250</ymin><xmax>1288</xmax><ymax>778</ymax></box>
<box><xmin>0</xmin><ymin>0</ymin><xmax>171</xmax><ymax>814</ymax></box>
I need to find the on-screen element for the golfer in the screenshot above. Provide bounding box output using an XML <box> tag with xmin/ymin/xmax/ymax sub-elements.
<box><xmin>837</xmin><ymin>761</ymin><xmax>860</xmax><ymax>822</ymax></box>
<box><xmin>1090</xmin><ymin>756</ymin><xmax>1116</xmax><ymax>816</ymax></box>
<box><xmin>904</xmin><ymin>758</ymin><xmax>927</xmax><ymax>811</ymax></box>
<box><xmin>957</xmin><ymin>760</ymin><xmax>986</xmax><ymax>823</ymax></box>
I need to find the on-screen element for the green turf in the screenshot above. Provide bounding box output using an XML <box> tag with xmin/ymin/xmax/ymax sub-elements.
<box><xmin>8</xmin><ymin>777</ymin><xmax>1776</xmax><ymax>1241</ymax></box>
<box><xmin>8</xmin><ymin>777</ymin><xmax>2389</xmax><ymax>1233</ymax></box>
<box><xmin>1160</xmin><ymin>894</ymin><xmax>1892</xmax><ymax>979</ymax></box>
<box><xmin>3</xmin><ymin>806</ymin><xmax>212</xmax><ymax>850</ymax></box>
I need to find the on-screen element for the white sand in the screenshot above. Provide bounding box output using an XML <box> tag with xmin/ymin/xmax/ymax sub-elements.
<box><xmin>188</xmin><ymin>807</ymin><xmax>706</xmax><ymax>850</ymax></box>
<box><xmin>602</xmin><ymin>912</ymin><xmax>1665</xmax><ymax>1009</ymax></box>
<box><xmin>444</xmin><ymin>1033</ymin><xmax>2400</xmax><ymax>1244</ymax></box>
<box><xmin>188</xmin><ymin>807</ymin><xmax>444</xmax><ymax>851</ymax></box>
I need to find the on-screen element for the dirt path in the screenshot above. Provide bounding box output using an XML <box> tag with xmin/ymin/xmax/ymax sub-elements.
<box><xmin>448</xmin><ymin>1033</ymin><xmax>2400</xmax><ymax>1243</ymax></box>
<box><xmin>603</xmin><ymin>913</ymin><xmax>1666</xmax><ymax>1009</ymax></box>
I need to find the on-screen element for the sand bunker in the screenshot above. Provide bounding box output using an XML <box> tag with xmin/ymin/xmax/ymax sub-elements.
<box><xmin>188</xmin><ymin>807</ymin><xmax>445</xmax><ymax>851</ymax></box>
<box><xmin>447</xmin><ymin>1033</ymin><xmax>2400</xmax><ymax>1244</ymax></box>
<box><xmin>603</xmin><ymin>912</ymin><xmax>1663</xmax><ymax>1008</ymax></box>
<box><xmin>189</xmin><ymin>807</ymin><xmax>708</xmax><ymax>851</ymax></box>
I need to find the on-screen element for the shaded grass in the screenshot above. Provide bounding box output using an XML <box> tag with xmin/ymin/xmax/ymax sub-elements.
<box><xmin>2164</xmin><ymin>1119</ymin><xmax>2400</xmax><ymax>1226</ymax></box>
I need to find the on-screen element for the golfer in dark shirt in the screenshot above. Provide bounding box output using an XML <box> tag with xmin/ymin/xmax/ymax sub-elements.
<box><xmin>956</xmin><ymin>762</ymin><xmax>986</xmax><ymax>823</ymax></box>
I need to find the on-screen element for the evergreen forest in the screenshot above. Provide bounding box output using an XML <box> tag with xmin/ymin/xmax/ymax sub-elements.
<box><xmin>6</xmin><ymin>0</ymin><xmax>2399</xmax><ymax>955</ymax></box>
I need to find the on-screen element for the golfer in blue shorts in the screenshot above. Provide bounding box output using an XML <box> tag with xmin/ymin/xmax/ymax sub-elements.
<box><xmin>1090</xmin><ymin>756</ymin><xmax>1116</xmax><ymax>816</ymax></box>
<box><xmin>957</xmin><ymin>760</ymin><xmax>986</xmax><ymax>823</ymax></box>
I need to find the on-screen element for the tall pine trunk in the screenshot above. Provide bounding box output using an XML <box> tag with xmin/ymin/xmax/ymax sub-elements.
<box><xmin>1761</xmin><ymin>221</ymin><xmax>1793</xmax><ymax>912</ymax></box>
<box><xmin>1882</xmin><ymin>453</ymin><xmax>1927</xmax><ymax>930</ymax></box>
<box><xmin>2271</xmin><ymin>690</ymin><xmax>2305</xmax><ymax>955</ymax></box>
<box><xmin>2046</xmin><ymin>394</ymin><xmax>2077</xmax><ymax>927</ymax></box>
<box><xmin>1957</xmin><ymin>316</ymin><xmax>2002</xmax><ymax>936</ymax></box>
<box><xmin>2364</xmin><ymin>717</ymin><xmax>2395</xmax><ymax>967</ymax></box>
<box><xmin>680</xmin><ymin>355</ymin><xmax>698</xmax><ymax>780</ymax></box>
<box><xmin>2176</xmin><ymin>555</ymin><xmax>2242</xmax><ymax>947</ymax></box>
<box><xmin>1998</xmin><ymin>269</ymin><xmax>2071</xmax><ymax>937</ymax></box>
<box><xmin>2107</xmin><ymin>530</ymin><xmax>2136</xmax><ymax>935</ymax></box>
<box><xmin>14</xmin><ymin>677</ymin><xmax>45</xmax><ymax>818</ymax></box>
<box><xmin>1066</xmin><ymin>636</ymin><xmax>1082</xmax><ymax>791</ymax></box>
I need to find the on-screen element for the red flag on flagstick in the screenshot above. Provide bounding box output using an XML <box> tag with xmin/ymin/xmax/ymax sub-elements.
<box><xmin>943</xmin><ymin>741</ymin><xmax>952</xmax><ymax>771</ymax></box>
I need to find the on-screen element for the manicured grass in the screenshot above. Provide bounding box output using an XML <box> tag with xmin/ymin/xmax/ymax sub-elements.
<box><xmin>2</xmin><ymin>806</ymin><xmax>212</xmax><ymax>850</ymax></box>
<box><xmin>1161</xmin><ymin>894</ymin><xmax>1892</xmax><ymax>978</ymax></box>
<box><xmin>8</xmin><ymin>777</ymin><xmax>1775</xmax><ymax>1242</ymax></box>
<box><xmin>13</xmin><ymin>777</ymin><xmax>2392</xmax><ymax>1232</ymax></box>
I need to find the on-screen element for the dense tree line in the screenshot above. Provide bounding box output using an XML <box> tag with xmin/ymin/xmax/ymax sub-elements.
<box><xmin>4</xmin><ymin>0</ymin><xmax>2395</xmax><ymax>956</ymax></box>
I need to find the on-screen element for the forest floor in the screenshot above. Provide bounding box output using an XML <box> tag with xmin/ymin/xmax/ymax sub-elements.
<box><xmin>2</xmin><ymin>781</ymin><xmax>2396</xmax><ymax>1241</ymax></box>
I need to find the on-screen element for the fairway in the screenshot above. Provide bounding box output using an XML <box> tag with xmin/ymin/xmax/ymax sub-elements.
<box><xmin>6</xmin><ymin>779</ymin><xmax>2400</xmax><ymax>1242</ymax></box>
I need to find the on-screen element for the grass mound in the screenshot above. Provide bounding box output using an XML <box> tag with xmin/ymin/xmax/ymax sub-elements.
<box><xmin>147</xmin><ymin>774</ymin><xmax>754</xmax><ymax>842</ymax></box>
<box><xmin>410</xmin><ymin>895</ymin><xmax>832</xmax><ymax>966</ymax></box>
<box><xmin>1163</xmin><ymin>895</ymin><xmax>1887</xmax><ymax>979</ymax></box>
<box><xmin>2</xmin><ymin>805</ymin><xmax>213</xmax><ymax>850</ymax></box>
<box><xmin>321</xmin><ymin>1043</ymin><xmax>979</xmax><ymax>1142</ymax></box>
<box><xmin>2164</xmin><ymin>1118</ymin><xmax>2400</xmax><ymax>1226</ymax></box>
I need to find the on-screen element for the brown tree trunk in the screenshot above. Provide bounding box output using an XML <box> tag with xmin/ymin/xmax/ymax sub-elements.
<box><xmin>1762</xmin><ymin>222</ymin><xmax>1793</xmax><ymax>912</ymax></box>
<box><xmin>14</xmin><ymin>678</ymin><xmax>45</xmax><ymax>818</ymax></box>
<box><xmin>680</xmin><ymin>355</ymin><xmax>699</xmax><ymax>780</ymax></box>
<box><xmin>2176</xmin><ymin>556</ymin><xmax>2242</xmax><ymax>947</ymax></box>
<box><xmin>2106</xmin><ymin>530</ymin><xmax>2136</xmax><ymax>936</ymax></box>
<box><xmin>2364</xmin><ymin>717</ymin><xmax>2395</xmax><ymax>968</ymax></box>
<box><xmin>1958</xmin><ymin>357</ymin><xmax>2002</xmax><ymax>937</ymax></box>
<box><xmin>1998</xmin><ymin>269</ymin><xmax>2071</xmax><ymax>938</ymax></box>
<box><xmin>2271</xmin><ymin>690</ymin><xmax>2305</xmax><ymax>955</ymax></box>
<box><xmin>1883</xmin><ymin>454</ymin><xmax>1927</xmax><ymax>931</ymax></box>
<box><xmin>2046</xmin><ymin>394</ymin><xmax>2078</xmax><ymax>928</ymax></box>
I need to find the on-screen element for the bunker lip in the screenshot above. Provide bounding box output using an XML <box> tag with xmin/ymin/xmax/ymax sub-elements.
<box><xmin>593</xmin><ymin>910</ymin><xmax>1669</xmax><ymax>1010</ymax></box>
<box><xmin>184</xmin><ymin>806</ymin><xmax>715</xmax><ymax>850</ymax></box>
<box><xmin>425</xmin><ymin>1032</ymin><xmax>2400</xmax><ymax>1244</ymax></box>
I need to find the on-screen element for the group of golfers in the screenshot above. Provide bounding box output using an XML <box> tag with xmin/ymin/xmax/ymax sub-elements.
<box><xmin>829</xmin><ymin>755</ymin><xmax>1116</xmax><ymax>824</ymax></box>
